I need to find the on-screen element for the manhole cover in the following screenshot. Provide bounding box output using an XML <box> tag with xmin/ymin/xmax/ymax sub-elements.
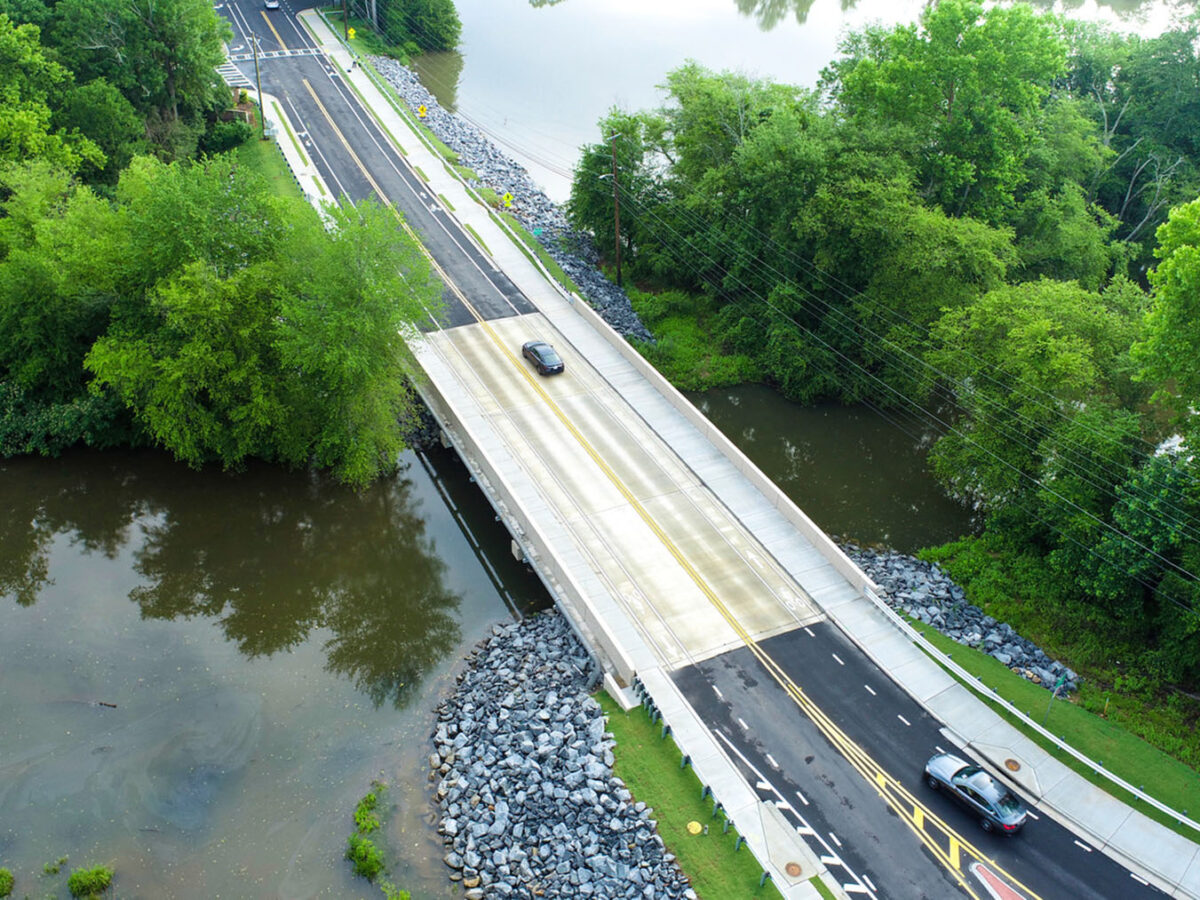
<box><xmin>1005</xmin><ymin>758</ymin><xmax>1022</xmax><ymax>772</ymax></box>
<box><xmin>785</xmin><ymin>862</ymin><xmax>803</xmax><ymax>878</ymax></box>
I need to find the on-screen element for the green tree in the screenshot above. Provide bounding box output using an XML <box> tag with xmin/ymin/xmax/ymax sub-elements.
<box><xmin>0</xmin><ymin>13</ymin><xmax>102</xmax><ymax>171</ymax></box>
<box><xmin>51</xmin><ymin>0</ymin><xmax>230</xmax><ymax>152</ymax></box>
<box><xmin>825</xmin><ymin>0</ymin><xmax>1065</xmax><ymax>222</ymax></box>
<box><xmin>1134</xmin><ymin>198</ymin><xmax>1200</xmax><ymax>444</ymax></box>
<box><xmin>928</xmin><ymin>277</ymin><xmax>1145</xmax><ymax>509</ymax></box>
<box><xmin>378</xmin><ymin>0</ymin><xmax>459</xmax><ymax>51</ymax></box>
<box><xmin>53</xmin><ymin>77</ymin><xmax>144</xmax><ymax>183</ymax></box>
<box><xmin>85</xmin><ymin>157</ymin><xmax>441</xmax><ymax>486</ymax></box>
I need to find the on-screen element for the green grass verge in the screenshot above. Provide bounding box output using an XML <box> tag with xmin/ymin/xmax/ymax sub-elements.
<box><xmin>598</xmin><ymin>692</ymin><xmax>785</xmax><ymax>900</ymax></box>
<box><xmin>499</xmin><ymin>212</ymin><xmax>583</xmax><ymax>295</ymax></box>
<box><xmin>463</xmin><ymin>223</ymin><xmax>491</xmax><ymax>256</ymax></box>
<box><xmin>235</xmin><ymin>130</ymin><xmax>304</xmax><ymax>202</ymax></box>
<box><xmin>328</xmin><ymin>58</ymin><xmax>408</xmax><ymax>158</ymax></box>
<box><xmin>438</xmin><ymin>193</ymin><xmax>456</xmax><ymax>211</ymax></box>
<box><xmin>908</xmin><ymin>616</ymin><xmax>1200</xmax><ymax>840</ymax></box>
<box><xmin>323</xmin><ymin>10</ymin><xmax>409</xmax><ymax>60</ymax></box>
<box><xmin>454</xmin><ymin>164</ymin><xmax>479</xmax><ymax>182</ymax></box>
<box><xmin>271</xmin><ymin>100</ymin><xmax>309</xmax><ymax>168</ymax></box>
<box><xmin>413</xmin><ymin>165</ymin><xmax>429</xmax><ymax>182</ymax></box>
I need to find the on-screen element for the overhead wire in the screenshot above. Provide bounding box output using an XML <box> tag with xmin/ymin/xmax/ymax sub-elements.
<box><xmin>362</xmin><ymin>12</ymin><xmax>1200</xmax><ymax>610</ymax></box>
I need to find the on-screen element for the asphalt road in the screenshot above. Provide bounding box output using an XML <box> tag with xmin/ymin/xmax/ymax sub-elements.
<box><xmin>220</xmin><ymin>0</ymin><xmax>534</xmax><ymax>328</ymax></box>
<box><xmin>675</xmin><ymin>623</ymin><xmax>1164</xmax><ymax>899</ymax></box>
<box><xmin>214</xmin><ymin>8</ymin><xmax>1171</xmax><ymax>897</ymax></box>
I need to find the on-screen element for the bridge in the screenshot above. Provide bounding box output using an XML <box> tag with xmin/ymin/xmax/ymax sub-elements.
<box><xmin>216</xmin><ymin>5</ymin><xmax>1200</xmax><ymax>897</ymax></box>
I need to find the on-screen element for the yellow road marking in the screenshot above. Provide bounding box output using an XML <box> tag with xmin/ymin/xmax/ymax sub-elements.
<box><xmin>261</xmin><ymin>10</ymin><xmax>288</xmax><ymax>50</ymax></box>
<box><xmin>300</xmin><ymin>71</ymin><xmax>1039</xmax><ymax>900</ymax></box>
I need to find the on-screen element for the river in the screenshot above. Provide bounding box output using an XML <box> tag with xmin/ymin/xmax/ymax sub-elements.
<box><xmin>413</xmin><ymin>0</ymin><xmax>1188</xmax><ymax>202</ymax></box>
<box><xmin>2</xmin><ymin>0</ymin><xmax>1183</xmax><ymax>895</ymax></box>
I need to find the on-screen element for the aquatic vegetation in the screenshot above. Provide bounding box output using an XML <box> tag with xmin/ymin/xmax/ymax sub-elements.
<box><xmin>67</xmin><ymin>865</ymin><xmax>113</xmax><ymax>898</ymax></box>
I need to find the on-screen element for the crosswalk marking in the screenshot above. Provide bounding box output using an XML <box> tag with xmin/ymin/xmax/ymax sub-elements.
<box><xmin>228</xmin><ymin>47</ymin><xmax>322</xmax><ymax>62</ymax></box>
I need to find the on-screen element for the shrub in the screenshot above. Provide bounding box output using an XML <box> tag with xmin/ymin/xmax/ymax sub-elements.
<box><xmin>0</xmin><ymin>868</ymin><xmax>13</xmax><ymax>898</ymax></box>
<box><xmin>346</xmin><ymin>833</ymin><xmax>384</xmax><ymax>881</ymax></box>
<box><xmin>200</xmin><ymin>119</ymin><xmax>253</xmax><ymax>155</ymax></box>
<box><xmin>67</xmin><ymin>865</ymin><xmax>113</xmax><ymax>898</ymax></box>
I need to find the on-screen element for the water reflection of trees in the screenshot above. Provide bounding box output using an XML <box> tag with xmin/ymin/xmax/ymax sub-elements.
<box><xmin>0</xmin><ymin>452</ymin><xmax>461</xmax><ymax>709</ymax></box>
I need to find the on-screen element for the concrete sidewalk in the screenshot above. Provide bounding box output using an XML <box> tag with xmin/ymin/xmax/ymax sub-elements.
<box><xmin>285</xmin><ymin>13</ymin><xmax>1200</xmax><ymax>898</ymax></box>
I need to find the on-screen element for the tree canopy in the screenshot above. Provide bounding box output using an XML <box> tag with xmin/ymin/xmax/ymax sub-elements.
<box><xmin>567</xmin><ymin>7</ymin><xmax>1200</xmax><ymax>691</ymax></box>
<box><xmin>1</xmin><ymin>156</ymin><xmax>441</xmax><ymax>487</ymax></box>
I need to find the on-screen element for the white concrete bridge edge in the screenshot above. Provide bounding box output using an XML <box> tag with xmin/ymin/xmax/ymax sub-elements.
<box><xmin>241</xmin><ymin>18</ymin><xmax>1199</xmax><ymax>896</ymax></box>
<box><xmin>413</xmin><ymin>343</ymin><xmax>834</xmax><ymax>900</ymax></box>
<box><xmin>226</xmin><ymin>29</ymin><xmax>837</xmax><ymax>900</ymax></box>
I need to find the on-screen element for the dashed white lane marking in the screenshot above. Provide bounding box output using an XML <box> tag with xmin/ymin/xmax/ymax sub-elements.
<box><xmin>862</xmin><ymin>874</ymin><xmax>877</xmax><ymax>892</ymax></box>
<box><xmin>844</xmin><ymin>885</ymin><xmax>870</xmax><ymax>894</ymax></box>
<box><xmin>804</xmin><ymin>627</ymin><xmax>815</xmax><ymax>637</ymax></box>
<box><xmin>828</xmin><ymin>832</ymin><xmax>842</xmax><ymax>848</ymax></box>
<box><xmin>832</xmin><ymin>653</ymin><xmax>845</xmax><ymax>666</ymax></box>
<box><xmin>935</xmin><ymin>744</ymin><xmax>946</xmax><ymax>754</ymax></box>
<box><xmin>1074</xmin><ymin>840</ymin><xmax>1093</xmax><ymax>852</ymax></box>
<box><xmin>1026</xmin><ymin>810</ymin><xmax>1039</xmax><ymax>820</ymax></box>
<box><xmin>897</xmin><ymin>714</ymin><xmax>911</xmax><ymax>726</ymax></box>
<box><xmin>1130</xmin><ymin>873</ymin><xmax>1149</xmax><ymax>886</ymax></box>
<box><xmin>712</xmin><ymin>685</ymin><xmax>723</xmax><ymax>700</ymax></box>
<box><xmin>737</xmin><ymin>717</ymin><xmax>749</xmax><ymax>731</ymax></box>
<box><xmin>864</xmin><ymin>684</ymin><xmax>877</xmax><ymax>696</ymax></box>
<box><xmin>765</xmin><ymin>753</ymin><xmax>779</xmax><ymax>769</ymax></box>
<box><xmin>775</xmin><ymin>800</ymin><xmax>793</xmax><ymax>813</ymax></box>
<box><xmin>794</xmin><ymin>789</ymin><xmax>809</xmax><ymax>807</ymax></box>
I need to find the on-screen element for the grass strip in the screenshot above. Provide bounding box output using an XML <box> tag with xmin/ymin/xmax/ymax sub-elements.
<box><xmin>438</xmin><ymin>193</ymin><xmax>456</xmax><ymax>212</ymax></box>
<box><xmin>463</xmin><ymin>223</ymin><xmax>491</xmax><ymax>256</ymax></box>
<box><xmin>235</xmin><ymin>133</ymin><xmax>304</xmax><ymax>201</ymax></box>
<box><xmin>413</xmin><ymin>165</ymin><xmax>429</xmax><ymax>182</ymax></box>
<box><xmin>908</xmin><ymin>616</ymin><xmax>1200</xmax><ymax>841</ymax></box>
<box><xmin>330</xmin><ymin>58</ymin><xmax>408</xmax><ymax>156</ymax></box>
<box><xmin>272</xmin><ymin>100</ymin><xmax>309</xmax><ymax>167</ymax></box>
<box><xmin>598</xmin><ymin>692</ymin><xmax>785</xmax><ymax>899</ymax></box>
<box><xmin>499</xmin><ymin>212</ymin><xmax>583</xmax><ymax>294</ymax></box>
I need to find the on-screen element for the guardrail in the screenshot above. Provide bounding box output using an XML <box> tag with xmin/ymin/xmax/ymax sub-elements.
<box><xmin>862</xmin><ymin>585</ymin><xmax>1200</xmax><ymax>839</ymax></box>
<box><xmin>306</xmin><ymin>7</ymin><xmax>1200</xmax><ymax>851</ymax></box>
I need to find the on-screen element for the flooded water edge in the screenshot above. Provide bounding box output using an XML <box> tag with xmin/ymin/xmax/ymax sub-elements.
<box><xmin>0</xmin><ymin>446</ymin><xmax>547</xmax><ymax>898</ymax></box>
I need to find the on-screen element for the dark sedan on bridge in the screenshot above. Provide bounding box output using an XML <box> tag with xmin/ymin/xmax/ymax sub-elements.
<box><xmin>924</xmin><ymin>753</ymin><xmax>1029</xmax><ymax>834</ymax></box>
<box><xmin>522</xmin><ymin>340</ymin><xmax>564</xmax><ymax>376</ymax></box>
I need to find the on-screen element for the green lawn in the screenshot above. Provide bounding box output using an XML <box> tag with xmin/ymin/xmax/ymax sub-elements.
<box><xmin>234</xmin><ymin>132</ymin><xmax>303</xmax><ymax>202</ymax></box>
<box><xmin>910</xmin><ymin>617</ymin><xmax>1200</xmax><ymax>840</ymax></box>
<box><xmin>598</xmin><ymin>691</ymin><xmax>788</xmax><ymax>900</ymax></box>
<box><xmin>499</xmin><ymin>212</ymin><xmax>584</xmax><ymax>296</ymax></box>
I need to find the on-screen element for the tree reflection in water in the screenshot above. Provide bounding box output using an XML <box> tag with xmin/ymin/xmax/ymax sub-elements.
<box><xmin>0</xmin><ymin>451</ymin><xmax>461</xmax><ymax>709</ymax></box>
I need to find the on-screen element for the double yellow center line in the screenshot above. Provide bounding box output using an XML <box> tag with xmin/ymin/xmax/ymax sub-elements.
<box><xmin>301</xmin><ymin>70</ymin><xmax>1040</xmax><ymax>900</ymax></box>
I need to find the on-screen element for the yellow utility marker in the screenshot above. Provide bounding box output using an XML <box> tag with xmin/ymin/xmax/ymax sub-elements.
<box><xmin>300</xmin><ymin>67</ymin><xmax>1040</xmax><ymax>900</ymax></box>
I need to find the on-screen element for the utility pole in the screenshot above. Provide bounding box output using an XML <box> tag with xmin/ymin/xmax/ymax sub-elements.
<box><xmin>609</xmin><ymin>132</ymin><xmax>622</xmax><ymax>287</ymax></box>
<box><xmin>342</xmin><ymin>0</ymin><xmax>349</xmax><ymax>39</ymax></box>
<box><xmin>251</xmin><ymin>32</ymin><xmax>265</xmax><ymax>140</ymax></box>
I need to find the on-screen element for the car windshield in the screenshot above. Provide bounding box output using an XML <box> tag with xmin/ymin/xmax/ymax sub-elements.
<box><xmin>995</xmin><ymin>791</ymin><xmax>1023</xmax><ymax>815</ymax></box>
<box><xmin>955</xmin><ymin>765</ymin><xmax>982</xmax><ymax>780</ymax></box>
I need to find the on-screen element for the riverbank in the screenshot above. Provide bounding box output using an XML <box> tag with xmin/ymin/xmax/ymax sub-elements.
<box><xmin>430</xmin><ymin>611</ymin><xmax>697</xmax><ymax>898</ymax></box>
<box><xmin>840</xmin><ymin>542</ymin><xmax>1080</xmax><ymax>695</ymax></box>
<box><xmin>370</xmin><ymin>56</ymin><xmax>651</xmax><ymax>343</ymax></box>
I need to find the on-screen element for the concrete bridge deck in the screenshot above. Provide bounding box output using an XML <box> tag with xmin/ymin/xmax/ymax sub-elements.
<box><xmin>237</xmin><ymin>11</ymin><xmax>1200</xmax><ymax>897</ymax></box>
